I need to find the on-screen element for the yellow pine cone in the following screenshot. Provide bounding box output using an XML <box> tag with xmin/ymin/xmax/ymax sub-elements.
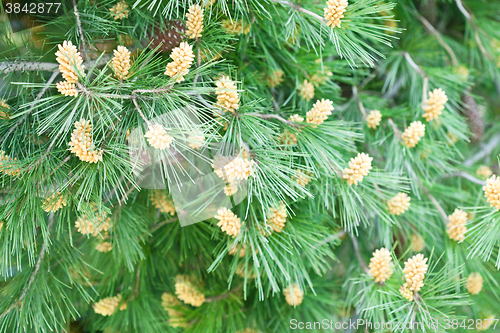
<box><xmin>465</xmin><ymin>272</ymin><xmax>483</xmax><ymax>295</ymax></box>
<box><xmin>175</xmin><ymin>275</ymin><xmax>205</xmax><ymax>307</ymax></box>
<box><xmin>293</xmin><ymin>169</ymin><xmax>312</xmax><ymax>187</ymax></box>
<box><xmin>95</xmin><ymin>241</ymin><xmax>113</xmax><ymax>252</ymax></box>
<box><xmin>221</xmin><ymin>19</ymin><xmax>251</xmax><ymax>35</ymax></box>
<box><xmin>144</xmin><ymin>124</ymin><xmax>174</xmax><ymax>150</ymax></box>
<box><xmin>223</xmin><ymin>182</ymin><xmax>238</xmax><ymax>196</ymax></box>
<box><xmin>403</xmin><ymin>254</ymin><xmax>428</xmax><ymax>292</ymax></box>
<box><xmin>279</xmin><ymin>129</ymin><xmax>298</xmax><ymax>145</ymax></box>
<box><xmin>343</xmin><ymin>153</ymin><xmax>373</xmax><ymax>186</ymax></box>
<box><xmin>476</xmin><ymin>165</ymin><xmax>493</xmax><ymax>179</ymax></box>
<box><xmin>289</xmin><ymin>114</ymin><xmax>304</xmax><ymax>123</ymax></box>
<box><xmin>110</xmin><ymin>0</ymin><xmax>130</xmax><ymax>20</ymax></box>
<box><xmin>215</xmin><ymin>76</ymin><xmax>239</xmax><ymax>114</ymax></box>
<box><xmin>187</xmin><ymin>132</ymin><xmax>205</xmax><ymax>149</ymax></box>
<box><xmin>387</xmin><ymin>192</ymin><xmax>411</xmax><ymax>215</ymax></box>
<box><xmin>366</xmin><ymin>110</ymin><xmax>382</xmax><ymax>129</ymax></box>
<box><xmin>267</xmin><ymin>202</ymin><xmax>287</xmax><ymax>233</ymax></box>
<box><xmin>306</xmin><ymin>99</ymin><xmax>334</xmax><ymax>125</ymax></box>
<box><xmin>422</xmin><ymin>88</ymin><xmax>448</xmax><ymax>122</ymax></box>
<box><xmin>401</xmin><ymin>121</ymin><xmax>425</xmax><ymax>148</ymax></box>
<box><xmin>150</xmin><ymin>190</ymin><xmax>176</xmax><ymax>215</ymax></box>
<box><xmin>483</xmin><ymin>175</ymin><xmax>500</xmax><ymax>210</ymax></box>
<box><xmin>223</xmin><ymin>156</ymin><xmax>254</xmax><ymax>182</ymax></box>
<box><xmin>186</xmin><ymin>4</ymin><xmax>204</xmax><ymax>39</ymax></box>
<box><xmin>324</xmin><ymin>0</ymin><xmax>348</xmax><ymax>28</ymax></box>
<box><xmin>0</xmin><ymin>100</ymin><xmax>9</xmax><ymax>120</ymax></box>
<box><xmin>0</xmin><ymin>100</ymin><xmax>10</xmax><ymax>110</ymax></box>
<box><xmin>411</xmin><ymin>234</ymin><xmax>425</xmax><ymax>252</ymax></box>
<box><xmin>266</xmin><ymin>70</ymin><xmax>284</xmax><ymax>88</ymax></box>
<box><xmin>55</xmin><ymin>40</ymin><xmax>84</xmax><ymax>83</ymax></box>
<box><xmin>41</xmin><ymin>192</ymin><xmax>67</xmax><ymax>212</ymax></box>
<box><xmin>161</xmin><ymin>292</ymin><xmax>188</xmax><ymax>328</ymax></box>
<box><xmin>368</xmin><ymin>248</ymin><xmax>393</xmax><ymax>283</ymax></box>
<box><xmin>446</xmin><ymin>208</ymin><xmax>467</xmax><ymax>241</ymax></box>
<box><xmin>112</xmin><ymin>46</ymin><xmax>131</xmax><ymax>80</ymax></box>
<box><xmin>228</xmin><ymin>243</ymin><xmax>247</xmax><ymax>257</ymax></box>
<box><xmin>284</xmin><ymin>284</ymin><xmax>303</xmax><ymax>307</ymax></box>
<box><xmin>56</xmin><ymin>81</ymin><xmax>78</xmax><ymax>97</ymax></box>
<box><xmin>298</xmin><ymin>79</ymin><xmax>314</xmax><ymax>101</ymax></box>
<box><xmin>399</xmin><ymin>283</ymin><xmax>414</xmax><ymax>301</ymax></box>
<box><xmin>214</xmin><ymin>207</ymin><xmax>242</xmax><ymax>237</ymax></box>
<box><xmin>164</xmin><ymin>42</ymin><xmax>194</xmax><ymax>83</ymax></box>
<box><xmin>0</xmin><ymin>150</ymin><xmax>20</xmax><ymax>176</ymax></box>
<box><xmin>69</xmin><ymin>119</ymin><xmax>103</xmax><ymax>163</ymax></box>
<box><xmin>93</xmin><ymin>294</ymin><xmax>126</xmax><ymax>316</ymax></box>
<box><xmin>75</xmin><ymin>203</ymin><xmax>111</xmax><ymax>236</ymax></box>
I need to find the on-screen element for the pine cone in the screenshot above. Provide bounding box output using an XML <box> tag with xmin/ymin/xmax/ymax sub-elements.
<box><xmin>149</xmin><ymin>20</ymin><xmax>187</xmax><ymax>54</ymax></box>
<box><xmin>461</xmin><ymin>90</ymin><xmax>484</xmax><ymax>143</ymax></box>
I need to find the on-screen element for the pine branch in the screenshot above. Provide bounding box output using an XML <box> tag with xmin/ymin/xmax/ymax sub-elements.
<box><xmin>463</xmin><ymin>134</ymin><xmax>500</xmax><ymax>167</ymax></box>
<box><xmin>269</xmin><ymin>0</ymin><xmax>324</xmax><ymax>22</ymax></box>
<box><xmin>0</xmin><ymin>71</ymin><xmax>59</xmax><ymax>145</ymax></box>
<box><xmin>455</xmin><ymin>0</ymin><xmax>492</xmax><ymax>60</ymax></box>
<box><xmin>441</xmin><ymin>171</ymin><xmax>486</xmax><ymax>186</ymax></box>
<box><xmin>349</xmin><ymin>232</ymin><xmax>370</xmax><ymax>274</ymax></box>
<box><xmin>403</xmin><ymin>52</ymin><xmax>429</xmax><ymax>103</ymax></box>
<box><xmin>415</xmin><ymin>12</ymin><xmax>458</xmax><ymax>66</ymax></box>
<box><xmin>73</xmin><ymin>0</ymin><xmax>89</xmax><ymax>60</ymax></box>
<box><xmin>248</xmin><ymin>113</ymin><xmax>301</xmax><ymax>127</ymax></box>
<box><xmin>424</xmin><ymin>192</ymin><xmax>448</xmax><ymax>226</ymax></box>
<box><xmin>205</xmin><ymin>283</ymin><xmax>243</xmax><ymax>302</ymax></box>
<box><xmin>0</xmin><ymin>213</ymin><xmax>55</xmax><ymax>319</ymax></box>
<box><xmin>352</xmin><ymin>86</ymin><xmax>368</xmax><ymax>118</ymax></box>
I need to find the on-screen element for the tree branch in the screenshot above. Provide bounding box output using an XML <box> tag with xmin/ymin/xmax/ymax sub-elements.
<box><xmin>73</xmin><ymin>0</ymin><xmax>89</xmax><ymax>61</ymax></box>
<box><xmin>463</xmin><ymin>134</ymin><xmax>500</xmax><ymax>167</ymax></box>
<box><xmin>352</xmin><ymin>86</ymin><xmax>368</xmax><ymax>118</ymax></box>
<box><xmin>0</xmin><ymin>71</ymin><xmax>59</xmax><ymax>145</ymax></box>
<box><xmin>424</xmin><ymin>192</ymin><xmax>448</xmax><ymax>226</ymax></box>
<box><xmin>415</xmin><ymin>13</ymin><xmax>458</xmax><ymax>66</ymax></box>
<box><xmin>0</xmin><ymin>213</ymin><xmax>55</xmax><ymax>319</ymax></box>
<box><xmin>349</xmin><ymin>232</ymin><xmax>370</xmax><ymax>274</ymax></box>
<box><xmin>441</xmin><ymin>171</ymin><xmax>486</xmax><ymax>186</ymax></box>
<box><xmin>248</xmin><ymin>113</ymin><xmax>302</xmax><ymax>127</ymax></box>
<box><xmin>455</xmin><ymin>0</ymin><xmax>492</xmax><ymax>60</ymax></box>
<box><xmin>205</xmin><ymin>283</ymin><xmax>243</xmax><ymax>302</ymax></box>
<box><xmin>269</xmin><ymin>0</ymin><xmax>324</xmax><ymax>22</ymax></box>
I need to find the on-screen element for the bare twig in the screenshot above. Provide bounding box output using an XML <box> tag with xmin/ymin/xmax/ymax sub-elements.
<box><xmin>248</xmin><ymin>113</ymin><xmax>302</xmax><ymax>127</ymax></box>
<box><xmin>352</xmin><ymin>86</ymin><xmax>368</xmax><ymax>118</ymax></box>
<box><xmin>440</xmin><ymin>171</ymin><xmax>486</xmax><ymax>186</ymax></box>
<box><xmin>205</xmin><ymin>283</ymin><xmax>243</xmax><ymax>302</ymax></box>
<box><xmin>387</xmin><ymin>118</ymin><xmax>402</xmax><ymax>138</ymax></box>
<box><xmin>403</xmin><ymin>52</ymin><xmax>429</xmax><ymax>103</ymax></box>
<box><xmin>151</xmin><ymin>217</ymin><xmax>179</xmax><ymax>232</ymax></box>
<box><xmin>415</xmin><ymin>13</ymin><xmax>458</xmax><ymax>66</ymax></box>
<box><xmin>73</xmin><ymin>0</ymin><xmax>89</xmax><ymax>61</ymax></box>
<box><xmin>349</xmin><ymin>232</ymin><xmax>370</xmax><ymax>274</ymax></box>
<box><xmin>0</xmin><ymin>213</ymin><xmax>55</xmax><ymax>319</ymax></box>
<box><xmin>455</xmin><ymin>0</ymin><xmax>491</xmax><ymax>60</ymax></box>
<box><xmin>0</xmin><ymin>61</ymin><xmax>58</xmax><ymax>73</ymax></box>
<box><xmin>312</xmin><ymin>230</ymin><xmax>346</xmax><ymax>250</ymax></box>
<box><xmin>463</xmin><ymin>134</ymin><xmax>500</xmax><ymax>167</ymax></box>
<box><xmin>132</xmin><ymin>97</ymin><xmax>151</xmax><ymax>125</ymax></box>
<box><xmin>0</xmin><ymin>71</ymin><xmax>59</xmax><ymax>145</ymax></box>
<box><xmin>269</xmin><ymin>0</ymin><xmax>324</xmax><ymax>22</ymax></box>
<box><xmin>424</xmin><ymin>192</ymin><xmax>448</xmax><ymax>226</ymax></box>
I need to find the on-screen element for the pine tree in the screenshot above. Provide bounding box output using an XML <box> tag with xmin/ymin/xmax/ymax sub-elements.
<box><xmin>0</xmin><ymin>0</ymin><xmax>500</xmax><ymax>332</ymax></box>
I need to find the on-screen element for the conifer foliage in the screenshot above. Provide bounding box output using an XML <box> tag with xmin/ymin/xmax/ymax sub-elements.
<box><xmin>0</xmin><ymin>0</ymin><xmax>500</xmax><ymax>332</ymax></box>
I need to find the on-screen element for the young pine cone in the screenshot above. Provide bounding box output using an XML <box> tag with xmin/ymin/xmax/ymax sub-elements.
<box><xmin>324</xmin><ymin>0</ymin><xmax>348</xmax><ymax>28</ymax></box>
<box><xmin>465</xmin><ymin>272</ymin><xmax>483</xmax><ymax>295</ymax></box>
<box><xmin>401</xmin><ymin>121</ymin><xmax>425</xmax><ymax>148</ymax></box>
<box><xmin>164</xmin><ymin>42</ymin><xmax>194</xmax><ymax>83</ymax></box>
<box><xmin>342</xmin><ymin>153</ymin><xmax>373</xmax><ymax>186</ymax></box>
<box><xmin>214</xmin><ymin>207</ymin><xmax>242</xmax><ymax>237</ymax></box>
<box><xmin>306</xmin><ymin>99</ymin><xmax>334</xmax><ymax>126</ymax></box>
<box><xmin>446</xmin><ymin>208</ymin><xmax>467</xmax><ymax>241</ymax></box>
<box><xmin>175</xmin><ymin>275</ymin><xmax>205</xmax><ymax>307</ymax></box>
<box><xmin>284</xmin><ymin>283</ymin><xmax>303</xmax><ymax>307</ymax></box>
<box><xmin>483</xmin><ymin>175</ymin><xmax>500</xmax><ymax>210</ymax></box>
<box><xmin>112</xmin><ymin>46</ymin><xmax>131</xmax><ymax>80</ymax></box>
<box><xmin>55</xmin><ymin>40</ymin><xmax>84</xmax><ymax>83</ymax></box>
<box><xmin>387</xmin><ymin>192</ymin><xmax>411</xmax><ymax>215</ymax></box>
<box><xmin>368</xmin><ymin>248</ymin><xmax>393</xmax><ymax>283</ymax></box>
<box><xmin>403</xmin><ymin>254</ymin><xmax>428</xmax><ymax>292</ymax></box>
<box><xmin>422</xmin><ymin>88</ymin><xmax>448</xmax><ymax>122</ymax></box>
<box><xmin>186</xmin><ymin>4</ymin><xmax>204</xmax><ymax>39</ymax></box>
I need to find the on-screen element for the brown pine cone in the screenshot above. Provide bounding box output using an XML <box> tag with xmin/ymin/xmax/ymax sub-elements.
<box><xmin>149</xmin><ymin>20</ymin><xmax>187</xmax><ymax>53</ymax></box>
